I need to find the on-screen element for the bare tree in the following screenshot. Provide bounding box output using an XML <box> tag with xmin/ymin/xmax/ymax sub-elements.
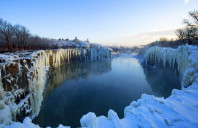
<box><xmin>175</xmin><ymin>28</ymin><xmax>186</xmax><ymax>44</ymax></box>
<box><xmin>20</xmin><ymin>26</ymin><xmax>30</xmax><ymax>49</ymax></box>
<box><xmin>0</xmin><ymin>18</ymin><xmax>2</xmax><ymax>27</ymax></box>
<box><xmin>189</xmin><ymin>10</ymin><xmax>198</xmax><ymax>26</ymax></box>
<box><xmin>159</xmin><ymin>37</ymin><xmax>169</xmax><ymax>43</ymax></box>
<box><xmin>13</xmin><ymin>24</ymin><xmax>22</xmax><ymax>48</ymax></box>
<box><xmin>27</xmin><ymin>35</ymin><xmax>41</xmax><ymax>47</ymax></box>
<box><xmin>176</xmin><ymin>10</ymin><xmax>198</xmax><ymax>45</ymax></box>
<box><xmin>0</xmin><ymin>18</ymin><xmax>3</xmax><ymax>44</ymax></box>
<box><xmin>13</xmin><ymin>25</ymin><xmax>21</xmax><ymax>48</ymax></box>
<box><xmin>0</xmin><ymin>20</ymin><xmax>14</xmax><ymax>51</ymax></box>
<box><xmin>1</xmin><ymin>17</ymin><xmax>90</xmax><ymax>51</ymax></box>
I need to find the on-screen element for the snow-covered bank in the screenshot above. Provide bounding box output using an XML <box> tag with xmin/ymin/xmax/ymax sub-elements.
<box><xmin>0</xmin><ymin>48</ymin><xmax>111</xmax><ymax>128</ymax></box>
<box><xmin>3</xmin><ymin>45</ymin><xmax>198</xmax><ymax>128</ymax></box>
<box><xmin>4</xmin><ymin>117</ymin><xmax>70</xmax><ymax>128</ymax></box>
<box><xmin>80</xmin><ymin>45</ymin><xmax>198</xmax><ymax>128</ymax></box>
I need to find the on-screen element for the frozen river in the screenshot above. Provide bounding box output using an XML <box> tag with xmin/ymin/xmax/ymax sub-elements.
<box><xmin>33</xmin><ymin>55</ymin><xmax>181</xmax><ymax>128</ymax></box>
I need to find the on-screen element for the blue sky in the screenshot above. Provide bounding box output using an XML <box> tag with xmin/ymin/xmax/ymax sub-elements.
<box><xmin>0</xmin><ymin>0</ymin><xmax>197</xmax><ymax>46</ymax></box>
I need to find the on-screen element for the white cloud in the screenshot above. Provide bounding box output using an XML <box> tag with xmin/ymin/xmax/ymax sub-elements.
<box><xmin>96</xmin><ymin>27</ymin><xmax>182</xmax><ymax>47</ymax></box>
<box><xmin>184</xmin><ymin>0</ymin><xmax>190</xmax><ymax>4</ymax></box>
<box><xmin>109</xmin><ymin>28</ymin><xmax>178</xmax><ymax>47</ymax></box>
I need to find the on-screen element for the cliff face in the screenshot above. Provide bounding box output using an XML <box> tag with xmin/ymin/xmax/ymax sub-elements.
<box><xmin>2</xmin><ymin>45</ymin><xmax>198</xmax><ymax>128</ymax></box>
<box><xmin>0</xmin><ymin>48</ymin><xmax>111</xmax><ymax>127</ymax></box>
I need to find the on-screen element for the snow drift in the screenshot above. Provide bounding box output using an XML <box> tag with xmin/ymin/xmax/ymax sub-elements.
<box><xmin>80</xmin><ymin>45</ymin><xmax>198</xmax><ymax>128</ymax></box>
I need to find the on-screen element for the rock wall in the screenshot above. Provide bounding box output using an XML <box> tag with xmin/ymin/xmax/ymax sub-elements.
<box><xmin>0</xmin><ymin>48</ymin><xmax>111</xmax><ymax>127</ymax></box>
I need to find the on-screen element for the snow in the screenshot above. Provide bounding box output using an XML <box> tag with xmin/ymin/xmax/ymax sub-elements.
<box><xmin>48</xmin><ymin>38</ymin><xmax>91</xmax><ymax>48</ymax></box>
<box><xmin>4</xmin><ymin>117</ymin><xmax>70</xmax><ymax>128</ymax></box>
<box><xmin>0</xmin><ymin>48</ymin><xmax>111</xmax><ymax>128</ymax></box>
<box><xmin>80</xmin><ymin>85</ymin><xmax>198</xmax><ymax>128</ymax></box>
<box><xmin>49</xmin><ymin>38</ymin><xmax>108</xmax><ymax>49</ymax></box>
<box><xmin>145</xmin><ymin>45</ymin><xmax>198</xmax><ymax>88</ymax></box>
<box><xmin>80</xmin><ymin>45</ymin><xmax>198</xmax><ymax>128</ymax></box>
<box><xmin>1</xmin><ymin>45</ymin><xmax>198</xmax><ymax>128</ymax></box>
<box><xmin>4</xmin><ymin>117</ymin><xmax>40</xmax><ymax>128</ymax></box>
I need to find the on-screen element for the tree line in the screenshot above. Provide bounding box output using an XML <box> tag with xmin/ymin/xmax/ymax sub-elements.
<box><xmin>175</xmin><ymin>10</ymin><xmax>198</xmax><ymax>45</ymax></box>
<box><xmin>137</xmin><ymin>10</ymin><xmax>198</xmax><ymax>55</ymax></box>
<box><xmin>0</xmin><ymin>18</ymin><xmax>62</xmax><ymax>52</ymax></box>
<box><xmin>1</xmin><ymin>10</ymin><xmax>197</xmax><ymax>52</ymax></box>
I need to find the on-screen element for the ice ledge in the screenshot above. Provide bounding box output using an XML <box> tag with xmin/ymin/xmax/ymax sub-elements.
<box><xmin>5</xmin><ymin>45</ymin><xmax>198</xmax><ymax>128</ymax></box>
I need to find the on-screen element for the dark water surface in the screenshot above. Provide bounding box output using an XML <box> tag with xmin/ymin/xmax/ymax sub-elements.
<box><xmin>33</xmin><ymin>55</ymin><xmax>181</xmax><ymax>128</ymax></box>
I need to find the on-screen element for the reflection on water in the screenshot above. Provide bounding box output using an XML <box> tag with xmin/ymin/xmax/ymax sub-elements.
<box><xmin>142</xmin><ymin>64</ymin><xmax>181</xmax><ymax>98</ymax></box>
<box><xmin>33</xmin><ymin>56</ymin><xmax>181</xmax><ymax>128</ymax></box>
<box><xmin>43</xmin><ymin>61</ymin><xmax>112</xmax><ymax>97</ymax></box>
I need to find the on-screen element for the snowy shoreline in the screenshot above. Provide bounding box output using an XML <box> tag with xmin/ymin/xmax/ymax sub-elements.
<box><xmin>2</xmin><ymin>45</ymin><xmax>198</xmax><ymax>128</ymax></box>
<box><xmin>80</xmin><ymin>45</ymin><xmax>198</xmax><ymax>128</ymax></box>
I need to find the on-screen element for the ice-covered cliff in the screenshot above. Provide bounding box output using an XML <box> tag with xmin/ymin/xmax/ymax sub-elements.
<box><xmin>145</xmin><ymin>45</ymin><xmax>198</xmax><ymax>88</ymax></box>
<box><xmin>79</xmin><ymin>45</ymin><xmax>198</xmax><ymax>128</ymax></box>
<box><xmin>0</xmin><ymin>48</ymin><xmax>111</xmax><ymax>128</ymax></box>
<box><xmin>4</xmin><ymin>45</ymin><xmax>198</xmax><ymax>128</ymax></box>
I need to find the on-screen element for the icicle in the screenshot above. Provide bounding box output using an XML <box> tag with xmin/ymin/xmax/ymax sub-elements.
<box><xmin>145</xmin><ymin>45</ymin><xmax>198</xmax><ymax>88</ymax></box>
<box><xmin>0</xmin><ymin>47</ymin><xmax>111</xmax><ymax>125</ymax></box>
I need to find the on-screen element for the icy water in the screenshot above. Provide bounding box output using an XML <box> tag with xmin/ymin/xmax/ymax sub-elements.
<box><xmin>33</xmin><ymin>55</ymin><xmax>181</xmax><ymax>128</ymax></box>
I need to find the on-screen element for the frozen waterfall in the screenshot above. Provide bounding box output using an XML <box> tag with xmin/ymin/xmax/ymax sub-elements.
<box><xmin>0</xmin><ymin>48</ymin><xmax>111</xmax><ymax>127</ymax></box>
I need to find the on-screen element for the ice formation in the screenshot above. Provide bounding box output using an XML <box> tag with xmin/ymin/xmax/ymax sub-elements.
<box><xmin>2</xmin><ymin>45</ymin><xmax>198</xmax><ymax>128</ymax></box>
<box><xmin>4</xmin><ymin>117</ymin><xmax>70</xmax><ymax>128</ymax></box>
<box><xmin>0</xmin><ymin>48</ymin><xmax>111</xmax><ymax>128</ymax></box>
<box><xmin>145</xmin><ymin>45</ymin><xmax>198</xmax><ymax>88</ymax></box>
<box><xmin>79</xmin><ymin>45</ymin><xmax>198</xmax><ymax>128</ymax></box>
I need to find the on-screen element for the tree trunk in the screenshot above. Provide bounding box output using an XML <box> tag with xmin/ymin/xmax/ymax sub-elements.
<box><xmin>7</xmin><ymin>41</ymin><xmax>14</xmax><ymax>52</ymax></box>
